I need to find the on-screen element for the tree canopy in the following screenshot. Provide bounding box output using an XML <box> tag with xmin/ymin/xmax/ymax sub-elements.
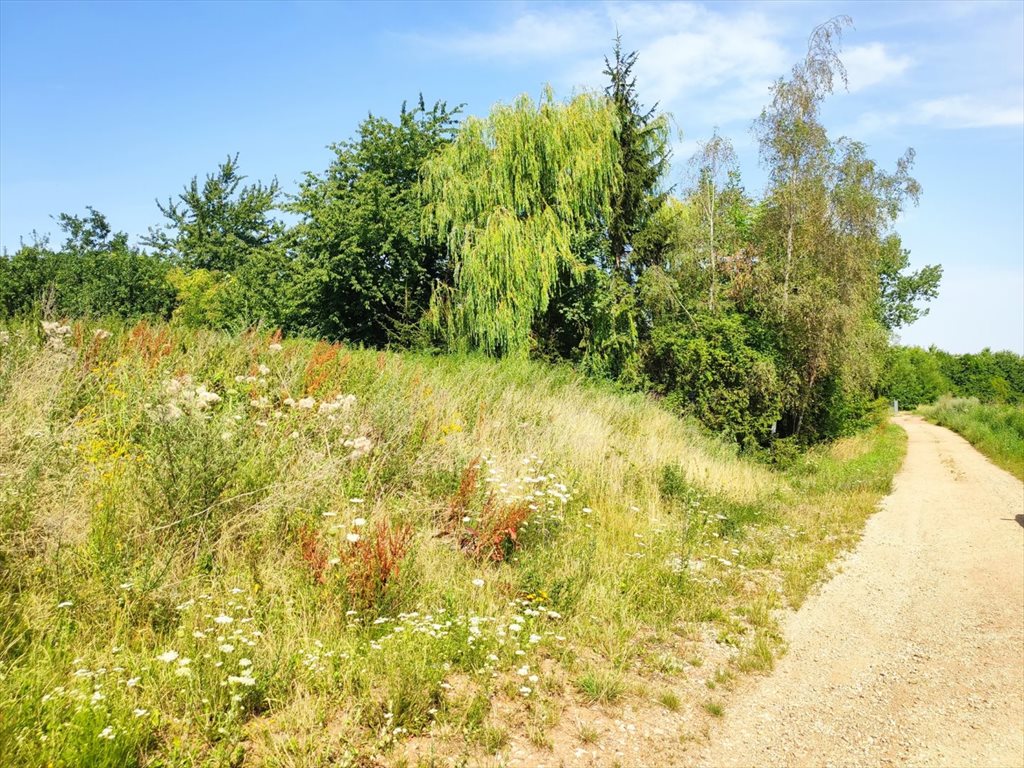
<box><xmin>422</xmin><ymin>89</ymin><xmax>620</xmax><ymax>357</ymax></box>
<box><xmin>0</xmin><ymin>23</ymin><xmax>960</xmax><ymax>446</ymax></box>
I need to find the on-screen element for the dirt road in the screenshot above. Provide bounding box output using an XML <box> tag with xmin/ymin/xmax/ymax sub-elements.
<box><xmin>699</xmin><ymin>415</ymin><xmax>1024</xmax><ymax>768</ymax></box>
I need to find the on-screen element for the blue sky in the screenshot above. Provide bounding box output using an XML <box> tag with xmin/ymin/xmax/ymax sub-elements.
<box><xmin>1</xmin><ymin>0</ymin><xmax>1021</xmax><ymax>353</ymax></box>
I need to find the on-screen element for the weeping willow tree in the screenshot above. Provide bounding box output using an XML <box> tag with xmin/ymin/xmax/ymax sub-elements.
<box><xmin>422</xmin><ymin>88</ymin><xmax>620</xmax><ymax>357</ymax></box>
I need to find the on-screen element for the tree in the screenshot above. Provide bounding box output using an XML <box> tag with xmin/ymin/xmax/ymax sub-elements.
<box><xmin>878</xmin><ymin>346</ymin><xmax>949</xmax><ymax>407</ymax></box>
<box><xmin>752</xmin><ymin>16</ymin><xmax>938</xmax><ymax>438</ymax></box>
<box><xmin>145</xmin><ymin>154</ymin><xmax>283</xmax><ymax>272</ymax></box>
<box><xmin>603</xmin><ymin>35</ymin><xmax>671</xmax><ymax>279</ymax></box>
<box><xmin>689</xmin><ymin>131</ymin><xmax>739</xmax><ymax>312</ymax></box>
<box><xmin>289</xmin><ymin>97</ymin><xmax>460</xmax><ymax>345</ymax></box>
<box><xmin>422</xmin><ymin>89</ymin><xmax>620</xmax><ymax>357</ymax></box>
<box><xmin>1</xmin><ymin>209</ymin><xmax>174</xmax><ymax>319</ymax></box>
<box><xmin>647</xmin><ymin>313</ymin><xmax>782</xmax><ymax>446</ymax></box>
<box><xmin>755</xmin><ymin>17</ymin><xmax>849</xmax><ymax>314</ymax></box>
<box><xmin>876</xmin><ymin>234</ymin><xmax>942</xmax><ymax>330</ymax></box>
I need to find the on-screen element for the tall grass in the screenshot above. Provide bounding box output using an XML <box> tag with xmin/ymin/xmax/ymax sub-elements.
<box><xmin>0</xmin><ymin>320</ymin><xmax>906</xmax><ymax>765</ymax></box>
<box><xmin>919</xmin><ymin>396</ymin><xmax>1024</xmax><ymax>480</ymax></box>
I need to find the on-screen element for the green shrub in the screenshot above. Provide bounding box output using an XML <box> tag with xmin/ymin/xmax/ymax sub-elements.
<box><xmin>647</xmin><ymin>314</ymin><xmax>782</xmax><ymax>446</ymax></box>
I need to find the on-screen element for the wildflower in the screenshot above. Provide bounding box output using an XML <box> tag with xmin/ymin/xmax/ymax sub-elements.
<box><xmin>529</xmin><ymin>674</ymin><xmax>539</xmax><ymax>683</ymax></box>
<box><xmin>517</xmin><ymin>665</ymin><xmax>529</xmax><ymax>676</ymax></box>
<box><xmin>125</xmin><ymin>677</ymin><xmax>141</xmax><ymax>688</ymax></box>
<box><xmin>328</xmin><ymin>557</ymin><xmax>341</xmax><ymax>566</ymax></box>
<box><xmin>221</xmin><ymin>431</ymin><xmax>233</xmax><ymax>441</ymax></box>
<box><xmin>214</xmin><ymin>614</ymin><xmax>233</xmax><ymax>624</ymax></box>
<box><xmin>352</xmin><ymin>517</ymin><xmax>367</xmax><ymax>527</ymax></box>
<box><xmin>529</xmin><ymin>634</ymin><xmax>542</xmax><ymax>644</ymax></box>
<box><xmin>508</xmin><ymin>623</ymin><xmax>522</xmax><ymax>633</ymax></box>
<box><xmin>238</xmin><ymin>658</ymin><xmax>252</xmax><ymax>668</ymax></box>
<box><xmin>57</xmin><ymin>600</ymin><xmax>73</xmax><ymax>609</ymax></box>
<box><xmin>156</xmin><ymin>650</ymin><xmax>179</xmax><ymax>663</ymax></box>
<box><xmin>268</xmin><ymin>342</ymin><xmax>283</xmax><ymax>352</ymax></box>
<box><xmin>258</xmin><ymin>364</ymin><xmax>270</xmax><ymax>376</ymax></box>
<box><xmin>119</xmin><ymin>582</ymin><xmax>133</xmax><ymax>590</ymax></box>
<box><xmin>228</xmin><ymin>675</ymin><xmax>256</xmax><ymax>686</ymax></box>
<box><xmin>219</xmin><ymin>644</ymin><xmax>235</xmax><ymax>653</ymax></box>
<box><xmin>98</xmin><ymin>726</ymin><xmax>116</xmax><ymax>740</ymax></box>
<box><xmin>350</xmin><ymin>497</ymin><xmax>364</xmax><ymax>504</ymax></box>
<box><xmin>346</xmin><ymin>533</ymin><xmax>360</xmax><ymax>543</ymax></box>
<box><xmin>297</xmin><ymin>397</ymin><xmax>316</xmax><ymax>409</ymax></box>
<box><xmin>93</xmin><ymin>329</ymin><xmax>112</xmax><ymax>340</ymax></box>
<box><xmin>472</xmin><ymin>578</ymin><xmax>485</xmax><ymax>588</ymax></box>
<box><xmin>519</xmin><ymin>686</ymin><xmax>532</xmax><ymax>696</ymax></box>
<box><xmin>346</xmin><ymin>436</ymin><xmax>373</xmax><ymax>459</ymax></box>
<box><xmin>194</xmin><ymin>385</ymin><xmax>221</xmax><ymax>407</ymax></box>
<box><xmin>133</xmin><ymin>708</ymin><xmax>148</xmax><ymax>718</ymax></box>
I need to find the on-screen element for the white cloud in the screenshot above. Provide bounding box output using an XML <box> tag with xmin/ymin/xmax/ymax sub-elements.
<box><xmin>853</xmin><ymin>92</ymin><xmax>1024</xmax><ymax>133</ymax></box>
<box><xmin>435</xmin><ymin>8</ymin><xmax>604</xmax><ymax>60</ymax></box>
<box><xmin>917</xmin><ymin>94</ymin><xmax>1024</xmax><ymax>128</ymax></box>
<box><xmin>842</xmin><ymin>43</ymin><xmax>913</xmax><ymax>93</ymax></box>
<box><xmin>567</xmin><ymin>3</ymin><xmax>788</xmax><ymax>121</ymax></box>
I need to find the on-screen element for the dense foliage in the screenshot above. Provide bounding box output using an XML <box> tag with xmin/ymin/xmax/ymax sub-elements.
<box><xmin>290</xmin><ymin>97</ymin><xmax>461</xmax><ymax>345</ymax></box>
<box><xmin>0</xmin><ymin>209</ymin><xmax>174</xmax><ymax>319</ymax></box>
<box><xmin>880</xmin><ymin>345</ymin><xmax>1024</xmax><ymax>407</ymax></box>
<box><xmin>1</xmin><ymin>21</ymin><xmax>959</xmax><ymax>445</ymax></box>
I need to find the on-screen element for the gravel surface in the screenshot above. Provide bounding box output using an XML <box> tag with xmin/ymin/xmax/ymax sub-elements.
<box><xmin>698</xmin><ymin>415</ymin><xmax>1024</xmax><ymax>768</ymax></box>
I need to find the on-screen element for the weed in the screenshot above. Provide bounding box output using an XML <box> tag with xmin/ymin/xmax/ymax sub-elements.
<box><xmin>576</xmin><ymin>670</ymin><xmax>624</xmax><ymax>704</ymax></box>
<box><xmin>0</xmin><ymin>321</ymin><xmax>906</xmax><ymax>765</ymax></box>
<box><xmin>476</xmin><ymin>725</ymin><xmax>508</xmax><ymax>754</ymax></box>
<box><xmin>703</xmin><ymin>700</ymin><xmax>724</xmax><ymax>718</ymax></box>
<box><xmin>657</xmin><ymin>690</ymin><xmax>681</xmax><ymax>712</ymax></box>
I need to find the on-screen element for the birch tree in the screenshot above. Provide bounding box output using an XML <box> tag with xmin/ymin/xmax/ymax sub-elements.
<box><xmin>690</xmin><ymin>131</ymin><xmax>738</xmax><ymax>312</ymax></box>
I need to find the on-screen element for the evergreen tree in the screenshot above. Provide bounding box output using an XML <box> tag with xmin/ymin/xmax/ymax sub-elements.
<box><xmin>603</xmin><ymin>35</ymin><xmax>670</xmax><ymax>280</ymax></box>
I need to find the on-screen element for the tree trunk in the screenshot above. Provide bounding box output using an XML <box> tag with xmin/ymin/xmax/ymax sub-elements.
<box><xmin>709</xmin><ymin>189</ymin><xmax>716</xmax><ymax>313</ymax></box>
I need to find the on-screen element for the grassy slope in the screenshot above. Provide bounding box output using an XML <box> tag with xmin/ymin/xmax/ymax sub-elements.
<box><xmin>0</xmin><ymin>321</ymin><xmax>906</xmax><ymax>767</ymax></box>
<box><xmin>918</xmin><ymin>397</ymin><xmax>1024</xmax><ymax>481</ymax></box>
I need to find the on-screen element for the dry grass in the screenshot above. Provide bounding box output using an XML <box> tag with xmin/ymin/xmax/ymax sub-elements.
<box><xmin>0</xmin><ymin>320</ymin><xmax>905</xmax><ymax>766</ymax></box>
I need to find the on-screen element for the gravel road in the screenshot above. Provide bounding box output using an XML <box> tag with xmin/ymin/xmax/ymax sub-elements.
<box><xmin>698</xmin><ymin>415</ymin><xmax>1024</xmax><ymax>768</ymax></box>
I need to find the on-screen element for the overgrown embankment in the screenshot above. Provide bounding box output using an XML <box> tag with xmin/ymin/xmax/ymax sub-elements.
<box><xmin>0</xmin><ymin>321</ymin><xmax>905</xmax><ymax>767</ymax></box>
<box><xmin>918</xmin><ymin>396</ymin><xmax>1024</xmax><ymax>480</ymax></box>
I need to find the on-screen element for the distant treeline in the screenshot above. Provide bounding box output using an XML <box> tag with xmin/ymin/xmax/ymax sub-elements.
<box><xmin>1</xmin><ymin>20</ymin><xmax>945</xmax><ymax>446</ymax></box>
<box><xmin>881</xmin><ymin>346</ymin><xmax>1024</xmax><ymax>408</ymax></box>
